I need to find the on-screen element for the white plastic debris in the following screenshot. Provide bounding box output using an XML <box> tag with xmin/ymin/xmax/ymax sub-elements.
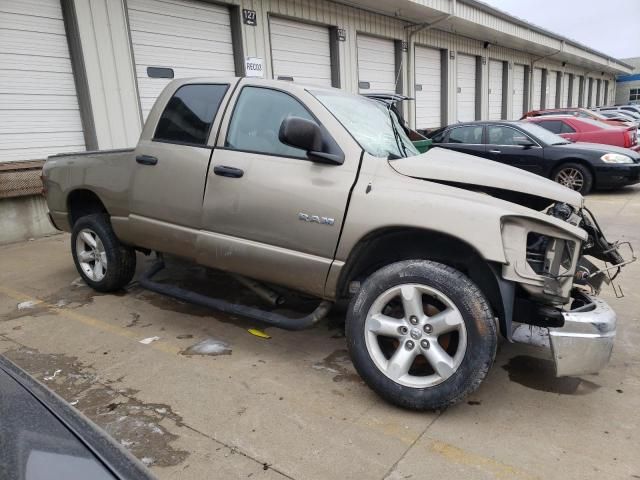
<box><xmin>17</xmin><ymin>300</ymin><xmax>38</xmax><ymax>310</ymax></box>
<box><xmin>70</xmin><ymin>400</ymin><xmax>79</xmax><ymax>406</ymax></box>
<box><xmin>180</xmin><ymin>337</ymin><xmax>231</xmax><ymax>356</ymax></box>
<box><xmin>44</xmin><ymin>369</ymin><xmax>62</xmax><ymax>381</ymax></box>
<box><xmin>139</xmin><ymin>336</ymin><xmax>160</xmax><ymax>345</ymax></box>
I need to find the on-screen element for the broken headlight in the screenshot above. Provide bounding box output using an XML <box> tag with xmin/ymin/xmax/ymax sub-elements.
<box><xmin>526</xmin><ymin>233</ymin><xmax>576</xmax><ymax>276</ymax></box>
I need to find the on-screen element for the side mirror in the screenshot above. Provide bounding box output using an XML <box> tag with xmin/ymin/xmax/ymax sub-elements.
<box><xmin>513</xmin><ymin>135</ymin><xmax>535</xmax><ymax>147</ymax></box>
<box><xmin>278</xmin><ymin>116</ymin><xmax>343</xmax><ymax>164</ymax></box>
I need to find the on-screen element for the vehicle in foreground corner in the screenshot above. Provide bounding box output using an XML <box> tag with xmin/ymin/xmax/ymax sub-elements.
<box><xmin>426</xmin><ymin>120</ymin><xmax>640</xmax><ymax>194</ymax></box>
<box><xmin>0</xmin><ymin>355</ymin><xmax>154</xmax><ymax>480</ymax></box>
<box><xmin>41</xmin><ymin>78</ymin><xmax>634</xmax><ymax>410</ymax></box>
<box><xmin>523</xmin><ymin>115</ymin><xmax>640</xmax><ymax>152</ymax></box>
<box><xmin>521</xmin><ymin>107</ymin><xmax>634</xmax><ymax>128</ymax></box>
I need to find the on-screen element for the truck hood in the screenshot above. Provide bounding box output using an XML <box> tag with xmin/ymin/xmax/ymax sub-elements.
<box><xmin>389</xmin><ymin>147</ymin><xmax>584</xmax><ymax>209</ymax></box>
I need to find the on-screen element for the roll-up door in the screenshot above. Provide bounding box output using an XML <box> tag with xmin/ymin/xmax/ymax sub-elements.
<box><xmin>561</xmin><ymin>74</ymin><xmax>569</xmax><ymax>108</ymax></box>
<box><xmin>270</xmin><ymin>17</ymin><xmax>332</xmax><ymax>87</ymax></box>
<box><xmin>547</xmin><ymin>71</ymin><xmax>557</xmax><ymax>109</ymax></box>
<box><xmin>488</xmin><ymin>60</ymin><xmax>503</xmax><ymax>120</ymax></box>
<box><xmin>512</xmin><ymin>64</ymin><xmax>525</xmax><ymax>119</ymax></box>
<box><xmin>572</xmin><ymin>76</ymin><xmax>580</xmax><ymax>107</ymax></box>
<box><xmin>414</xmin><ymin>46</ymin><xmax>441</xmax><ymax>129</ymax></box>
<box><xmin>588</xmin><ymin>78</ymin><xmax>595</xmax><ymax>107</ymax></box>
<box><xmin>532</xmin><ymin>68</ymin><xmax>543</xmax><ymax>110</ymax></box>
<box><xmin>357</xmin><ymin>35</ymin><xmax>397</xmax><ymax>93</ymax></box>
<box><xmin>127</xmin><ymin>0</ymin><xmax>236</xmax><ymax>120</ymax></box>
<box><xmin>456</xmin><ymin>54</ymin><xmax>476</xmax><ymax>122</ymax></box>
<box><xmin>0</xmin><ymin>0</ymin><xmax>86</xmax><ymax>163</ymax></box>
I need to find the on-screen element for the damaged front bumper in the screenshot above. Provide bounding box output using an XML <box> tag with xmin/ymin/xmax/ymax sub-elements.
<box><xmin>512</xmin><ymin>291</ymin><xmax>616</xmax><ymax>377</ymax></box>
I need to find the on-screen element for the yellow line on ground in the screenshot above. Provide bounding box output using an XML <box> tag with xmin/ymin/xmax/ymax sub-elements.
<box><xmin>0</xmin><ymin>285</ymin><xmax>180</xmax><ymax>355</ymax></box>
<box><xmin>429</xmin><ymin>439</ymin><xmax>538</xmax><ymax>480</ymax></box>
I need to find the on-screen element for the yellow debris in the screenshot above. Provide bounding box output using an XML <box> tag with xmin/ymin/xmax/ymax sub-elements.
<box><xmin>247</xmin><ymin>328</ymin><xmax>271</xmax><ymax>339</ymax></box>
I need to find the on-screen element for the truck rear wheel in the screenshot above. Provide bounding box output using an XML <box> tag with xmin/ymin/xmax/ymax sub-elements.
<box><xmin>346</xmin><ymin>260</ymin><xmax>496</xmax><ymax>410</ymax></box>
<box><xmin>71</xmin><ymin>214</ymin><xmax>136</xmax><ymax>292</ymax></box>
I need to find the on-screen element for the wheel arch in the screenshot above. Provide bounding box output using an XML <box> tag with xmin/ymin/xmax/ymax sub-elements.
<box><xmin>336</xmin><ymin>227</ymin><xmax>510</xmax><ymax>338</ymax></box>
<box><xmin>67</xmin><ymin>189</ymin><xmax>109</xmax><ymax>227</ymax></box>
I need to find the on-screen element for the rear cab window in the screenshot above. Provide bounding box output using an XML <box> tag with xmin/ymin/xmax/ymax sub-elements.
<box><xmin>154</xmin><ymin>84</ymin><xmax>229</xmax><ymax>146</ymax></box>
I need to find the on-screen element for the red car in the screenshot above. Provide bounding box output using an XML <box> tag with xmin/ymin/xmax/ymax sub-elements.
<box><xmin>524</xmin><ymin>115</ymin><xmax>640</xmax><ymax>152</ymax></box>
<box><xmin>521</xmin><ymin>108</ymin><xmax>634</xmax><ymax>128</ymax></box>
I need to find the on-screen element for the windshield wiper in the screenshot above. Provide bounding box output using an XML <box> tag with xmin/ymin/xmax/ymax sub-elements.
<box><xmin>387</xmin><ymin>107</ymin><xmax>408</xmax><ymax>158</ymax></box>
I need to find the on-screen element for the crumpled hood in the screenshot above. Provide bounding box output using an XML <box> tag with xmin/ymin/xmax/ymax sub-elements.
<box><xmin>390</xmin><ymin>147</ymin><xmax>584</xmax><ymax>208</ymax></box>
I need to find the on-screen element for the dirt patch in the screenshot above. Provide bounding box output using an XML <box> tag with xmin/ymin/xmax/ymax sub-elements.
<box><xmin>502</xmin><ymin>355</ymin><xmax>600</xmax><ymax>395</ymax></box>
<box><xmin>3</xmin><ymin>347</ymin><xmax>189</xmax><ymax>468</ymax></box>
<box><xmin>312</xmin><ymin>349</ymin><xmax>361</xmax><ymax>383</ymax></box>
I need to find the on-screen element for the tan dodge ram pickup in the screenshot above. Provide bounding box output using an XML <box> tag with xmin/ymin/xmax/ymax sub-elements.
<box><xmin>42</xmin><ymin>78</ymin><xmax>633</xmax><ymax>410</ymax></box>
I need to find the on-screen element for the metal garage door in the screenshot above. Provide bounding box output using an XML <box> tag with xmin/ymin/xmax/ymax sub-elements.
<box><xmin>488</xmin><ymin>59</ymin><xmax>503</xmax><ymax>120</ymax></box>
<box><xmin>512</xmin><ymin>64</ymin><xmax>525</xmax><ymax>119</ymax></box>
<box><xmin>588</xmin><ymin>78</ymin><xmax>595</xmax><ymax>107</ymax></box>
<box><xmin>128</xmin><ymin>0</ymin><xmax>235</xmax><ymax>120</ymax></box>
<box><xmin>532</xmin><ymin>68</ymin><xmax>543</xmax><ymax>110</ymax></box>
<box><xmin>456</xmin><ymin>54</ymin><xmax>476</xmax><ymax>122</ymax></box>
<box><xmin>572</xmin><ymin>76</ymin><xmax>580</xmax><ymax>107</ymax></box>
<box><xmin>414</xmin><ymin>46</ymin><xmax>441</xmax><ymax>129</ymax></box>
<box><xmin>0</xmin><ymin>0</ymin><xmax>85</xmax><ymax>163</ymax></box>
<box><xmin>547</xmin><ymin>71</ymin><xmax>557</xmax><ymax>109</ymax></box>
<box><xmin>357</xmin><ymin>35</ymin><xmax>397</xmax><ymax>93</ymax></box>
<box><xmin>560</xmin><ymin>74</ymin><xmax>569</xmax><ymax>108</ymax></box>
<box><xmin>270</xmin><ymin>17</ymin><xmax>332</xmax><ymax>87</ymax></box>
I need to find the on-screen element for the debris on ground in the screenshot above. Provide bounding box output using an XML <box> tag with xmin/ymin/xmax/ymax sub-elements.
<box><xmin>17</xmin><ymin>300</ymin><xmax>39</xmax><ymax>310</ymax></box>
<box><xmin>180</xmin><ymin>338</ymin><xmax>232</xmax><ymax>356</ymax></box>
<box><xmin>139</xmin><ymin>336</ymin><xmax>160</xmax><ymax>345</ymax></box>
<box><xmin>247</xmin><ymin>328</ymin><xmax>271</xmax><ymax>339</ymax></box>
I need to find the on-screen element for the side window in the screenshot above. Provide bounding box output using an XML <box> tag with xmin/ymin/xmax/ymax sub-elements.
<box><xmin>447</xmin><ymin>126</ymin><xmax>483</xmax><ymax>144</ymax></box>
<box><xmin>154</xmin><ymin>84</ymin><xmax>228</xmax><ymax>145</ymax></box>
<box><xmin>226</xmin><ymin>87</ymin><xmax>316</xmax><ymax>158</ymax></box>
<box><xmin>486</xmin><ymin>126</ymin><xmax>528</xmax><ymax>145</ymax></box>
<box><xmin>560</xmin><ymin>122</ymin><xmax>576</xmax><ymax>133</ymax></box>
<box><xmin>429</xmin><ymin>128</ymin><xmax>446</xmax><ymax>143</ymax></box>
<box><xmin>537</xmin><ymin>120</ymin><xmax>563</xmax><ymax>134</ymax></box>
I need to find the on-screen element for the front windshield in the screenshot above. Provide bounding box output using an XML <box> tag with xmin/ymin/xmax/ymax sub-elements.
<box><xmin>519</xmin><ymin>122</ymin><xmax>570</xmax><ymax>145</ymax></box>
<box><xmin>311</xmin><ymin>90</ymin><xmax>419</xmax><ymax>158</ymax></box>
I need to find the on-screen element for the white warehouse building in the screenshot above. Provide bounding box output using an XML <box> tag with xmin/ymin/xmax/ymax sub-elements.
<box><xmin>0</xmin><ymin>0</ymin><xmax>634</xmax><ymax>242</ymax></box>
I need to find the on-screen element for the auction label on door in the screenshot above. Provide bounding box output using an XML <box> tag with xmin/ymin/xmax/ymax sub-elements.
<box><xmin>245</xmin><ymin>57</ymin><xmax>264</xmax><ymax>78</ymax></box>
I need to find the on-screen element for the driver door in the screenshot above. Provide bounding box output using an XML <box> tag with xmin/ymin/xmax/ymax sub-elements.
<box><xmin>196</xmin><ymin>85</ymin><xmax>359</xmax><ymax>295</ymax></box>
<box><xmin>485</xmin><ymin>125</ymin><xmax>543</xmax><ymax>174</ymax></box>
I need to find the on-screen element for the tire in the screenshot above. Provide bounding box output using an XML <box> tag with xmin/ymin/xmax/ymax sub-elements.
<box><xmin>552</xmin><ymin>162</ymin><xmax>593</xmax><ymax>195</ymax></box>
<box><xmin>346</xmin><ymin>260</ymin><xmax>497</xmax><ymax>411</ymax></box>
<box><xmin>71</xmin><ymin>214</ymin><xmax>136</xmax><ymax>292</ymax></box>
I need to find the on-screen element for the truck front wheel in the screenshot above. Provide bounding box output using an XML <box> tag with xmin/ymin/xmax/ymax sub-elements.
<box><xmin>71</xmin><ymin>214</ymin><xmax>136</xmax><ymax>292</ymax></box>
<box><xmin>346</xmin><ymin>260</ymin><xmax>496</xmax><ymax>410</ymax></box>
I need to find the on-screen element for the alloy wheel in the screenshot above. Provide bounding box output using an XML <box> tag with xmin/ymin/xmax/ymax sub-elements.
<box><xmin>75</xmin><ymin>228</ymin><xmax>108</xmax><ymax>281</ymax></box>
<box><xmin>555</xmin><ymin>167</ymin><xmax>584</xmax><ymax>191</ymax></box>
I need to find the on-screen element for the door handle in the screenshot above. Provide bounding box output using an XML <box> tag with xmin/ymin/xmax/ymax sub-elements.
<box><xmin>213</xmin><ymin>165</ymin><xmax>244</xmax><ymax>178</ymax></box>
<box><xmin>489</xmin><ymin>149</ymin><xmax>501</xmax><ymax>154</ymax></box>
<box><xmin>136</xmin><ymin>155</ymin><xmax>158</xmax><ymax>165</ymax></box>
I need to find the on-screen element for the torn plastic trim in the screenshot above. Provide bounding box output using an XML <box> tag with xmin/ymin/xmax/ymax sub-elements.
<box><xmin>139</xmin><ymin>258</ymin><xmax>333</xmax><ymax>331</ymax></box>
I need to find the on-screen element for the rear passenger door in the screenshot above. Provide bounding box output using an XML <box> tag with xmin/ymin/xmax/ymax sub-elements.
<box><xmin>127</xmin><ymin>83</ymin><xmax>231</xmax><ymax>257</ymax></box>
<box><xmin>440</xmin><ymin>125</ymin><xmax>487</xmax><ymax>157</ymax></box>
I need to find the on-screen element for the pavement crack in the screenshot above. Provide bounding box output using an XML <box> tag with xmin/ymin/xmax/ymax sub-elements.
<box><xmin>381</xmin><ymin>411</ymin><xmax>443</xmax><ymax>480</ymax></box>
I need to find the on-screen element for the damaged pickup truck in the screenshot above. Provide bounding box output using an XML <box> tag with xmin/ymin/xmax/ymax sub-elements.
<box><xmin>42</xmin><ymin>78</ymin><xmax>634</xmax><ymax>410</ymax></box>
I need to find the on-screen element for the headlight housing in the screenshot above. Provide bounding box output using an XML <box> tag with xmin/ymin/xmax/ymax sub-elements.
<box><xmin>601</xmin><ymin>153</ymin><xmax>633</xmax><ymax>164</ymax></box>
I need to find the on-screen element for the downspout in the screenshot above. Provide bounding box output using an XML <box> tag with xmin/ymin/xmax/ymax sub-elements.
<box><xmin>405</xmin><ymin>0</ymin><xmax>455</xmax><ymax>128</ymax></box>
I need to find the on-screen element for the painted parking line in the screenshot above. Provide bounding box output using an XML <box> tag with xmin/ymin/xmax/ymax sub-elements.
<box><xmin>0</xmin><ymin>285</ymin><xmax>180</xmax><ymax>355</ymax></box>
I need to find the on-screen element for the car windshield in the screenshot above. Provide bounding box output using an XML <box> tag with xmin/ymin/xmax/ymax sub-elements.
<box><xmin>518</xmin><ymin>122</ymin><xmax>570</xmax><ymax>145</ymax></box>
<box><xmin>310</xmin><ymin>90</ymin><xmax>419</xmax><ymax>159</ymax></box>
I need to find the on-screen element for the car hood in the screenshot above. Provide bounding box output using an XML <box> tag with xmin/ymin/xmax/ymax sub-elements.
<box><xmin>554</xmin><ymin>141</ymin><xmax>640</xmax><ymax>159</ymax></box>
<box><xmin>389</xmin><ymin>147</ymin><xmax>584</xmax><ymax>209</ymax></box>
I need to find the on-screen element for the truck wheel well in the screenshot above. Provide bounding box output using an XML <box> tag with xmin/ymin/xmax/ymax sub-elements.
<box><xmin>68</xmin><ymin>189</ymin><xmax>108</xmax><ymax>226</ymax></box>
<box><xmin>338</xmin><ymin>228</ymin><xmax>507</xmax><ymax>336</ymax></box>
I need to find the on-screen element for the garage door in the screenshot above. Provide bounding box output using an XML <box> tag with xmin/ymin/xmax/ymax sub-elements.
<box><xmin>414</xmin><ymin>46</ymin><xmax>441</xmax><ymax>129</ymax></box>
<box><xmin>588</xmin><ymin>78</ymin><xmax>595</xmax><ymax>107</ymax></box>
<box><xmin>546</xmin><ymin>71</ymin><xmax>557</xmax><ymax>109</ymax></box>
<box><xmin>357</xmin><ymin>35</ymin><xmax>397</xmax><ymax>94</ymax></box>
<box><xmin>456</xmin><ymin>54</ymin><xmax>476</xmax><ymax>122</ymax></box>
<box><xmin>532</xmin><ymin>68</ymin><xmax>543</xmax><ymax>110</ymax></box>
<box><xmin>270</xmin><ymin>17</ymin><xmax>332</xmax><ymax>87</ymax></box>
<box><xmin>560</xmin><ymin>74</ymin><xmax>569</xmax><ymax>108</ymax></box>
<box><xmin>0</xmin><ymin>0</ymin><xmax>85</xmax><ymax>163</ymax></box>
<box><xmin>127</xmin><ymin>0</ymin><xmax>235</xmax><ymax>120</ymax></box>
<box><xmin>488</xmin><ymin>59</ymin><xmax>503</xmax><ymax>120</ymax></box>
<box><xmin>572</xmin><ymin>76</ymin><xmax>580</xmax><ymax>107</ymax></box>
<box><xmin>512</xmin><ymin>64</ymin><xmax>525</xmax><ymax>119</ymax></box>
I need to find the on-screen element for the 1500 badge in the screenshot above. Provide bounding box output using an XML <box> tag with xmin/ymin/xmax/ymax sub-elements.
<box><xmin>298</xmin><ymin>212</ymin><xmax>335</xmax><ymax>226</ymax></box>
